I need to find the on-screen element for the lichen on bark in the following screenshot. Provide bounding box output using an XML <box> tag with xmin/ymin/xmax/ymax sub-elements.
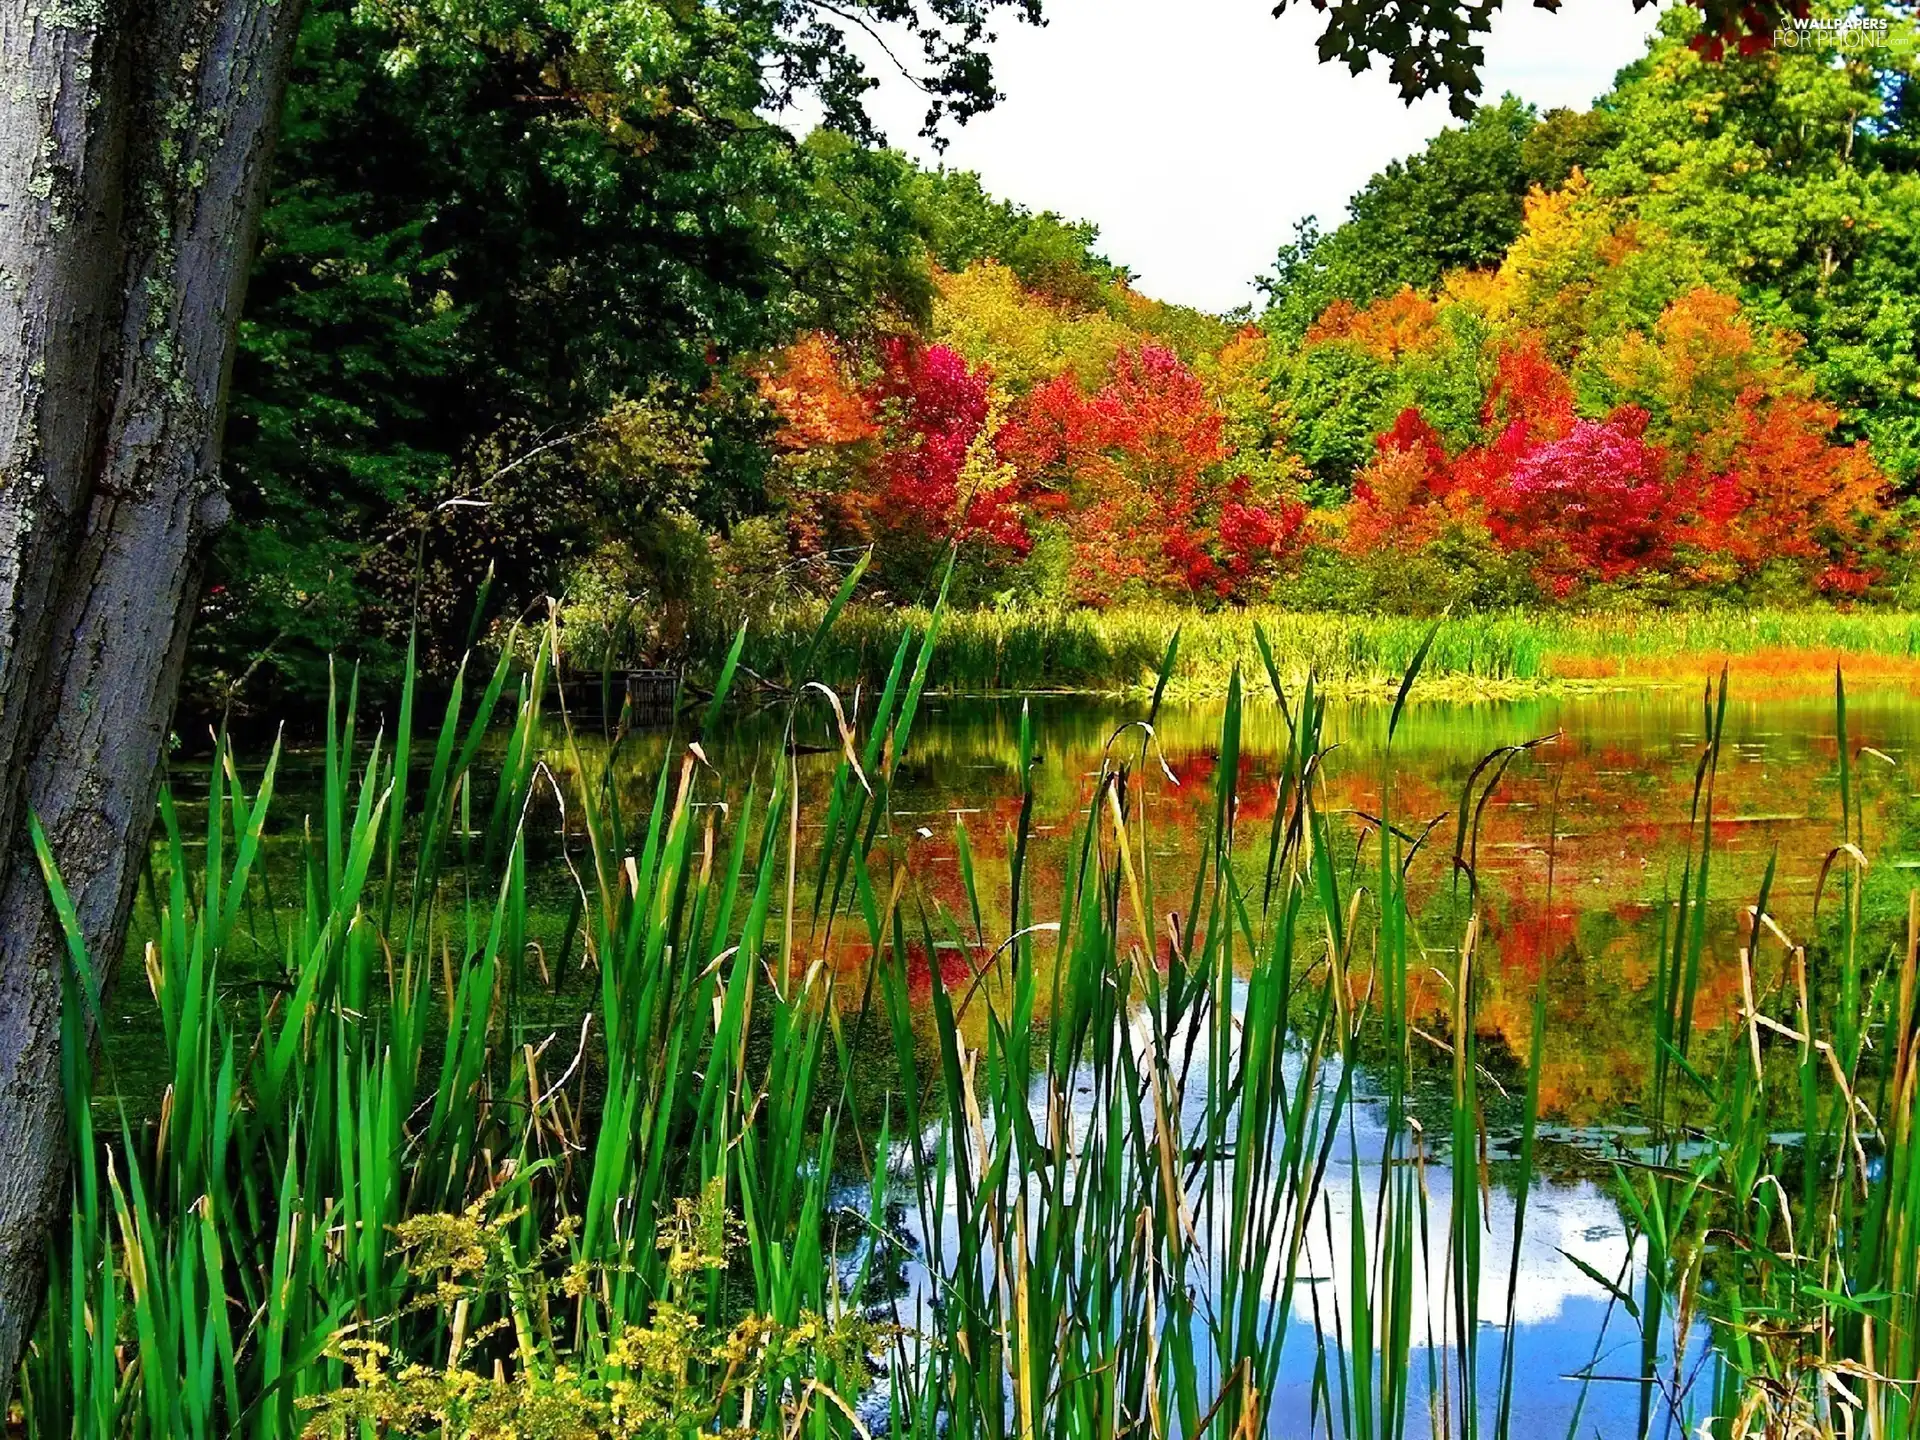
<box><xmin>0</xmin><ymin>0</ymin><xmax>307</xmax><ymax>1407</ymax></box>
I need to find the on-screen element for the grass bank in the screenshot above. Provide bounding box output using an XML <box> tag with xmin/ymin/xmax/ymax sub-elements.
<box><xmin>704</xmin><ymin>603</ymin><xmax>1920</xmax><ymax>697</ymax></box>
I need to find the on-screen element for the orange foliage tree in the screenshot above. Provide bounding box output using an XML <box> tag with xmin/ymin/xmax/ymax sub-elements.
<box><xmin>1304</xmin><ymin>286</ymin><xmax>1444</xmax><ymax>362</ymax></box>
<box><xmin>1685</xmin><ymin>390</ymin><xmax>1887</xmax><ymax>593</ymax></box>
<box><xmin>1331</xmin><ymin>279</ymin><xmax>1891</xmax><ymax>598</ymax></box>
<box><xmin>760</xmin><ymin>333</ymin><xmax>877</xmax><ymax>449</ymax></box>
<box><xmin>757</xmin><ymin>333</ymin><xmax>878</xmax><ymax>558</ymax></box>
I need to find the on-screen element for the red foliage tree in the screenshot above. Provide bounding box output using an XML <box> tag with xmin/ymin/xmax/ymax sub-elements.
<box><xmin>864</xmin><ymin>336</ymin><xmax>1030</xmax><ymax>560</ymax></box>
<box><xmin>1482</xmin><ymin>333</ymin><xmax>1576</xmax><ymax>446</ymax></box>
<box><xmin>995</xmin><ymin>369</ymin><xmax>1099</xmax><ymax>484</ymax></box>
<box><xmin>1438</xmin><ymin>336</ymin><xmax>1587</xmax><ymax>546</ymax></box>
<box><xmin>1484</xmin><ymin>409</ymin><xmax>1676</xmax><ymax>595</ymax></box>
<box><xmin>999</xmin><ymin>342</ymin><xmax>1300</xmax><ymax>602</ymax></box>
<box><xmin>1348</xmin><ymin>370</ymin><xmax>1681</xmax><ymax>599</ymax></box>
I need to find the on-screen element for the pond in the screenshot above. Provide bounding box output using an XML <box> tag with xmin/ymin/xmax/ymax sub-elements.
<box><xmin>590</xmin><ymin>684</ymin><xmax>1915</xmax><ymax>1118</ymax></box>
<box><xmin>598</xmin><ymin>682</ymin><xmax>1915</xmax><ymax>1436</ymax></box>
<box><xmin>122</xmin><ymin>678</ymin><xmax>1920</xmax><ymax>1436</ymax></box>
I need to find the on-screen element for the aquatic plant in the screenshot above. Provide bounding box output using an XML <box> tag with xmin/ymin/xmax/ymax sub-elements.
<box><xmin>14</xmin><ymin>594</ymin><xmax>1920</xmax><ymax>1439</ymax></box>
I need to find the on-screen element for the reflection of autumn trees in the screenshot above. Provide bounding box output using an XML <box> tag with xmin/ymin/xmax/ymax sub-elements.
<box><xmin>544</xmin><ymin>691</ymin><xmax>1914</xmax><ymax>1124</ymax></box>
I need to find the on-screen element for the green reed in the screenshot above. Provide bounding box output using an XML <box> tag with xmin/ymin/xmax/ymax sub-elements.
<box><xmin>13</xmin><ymin>588</ymin><xmax>1920</xmax><ymax>1440</ymax></box>
<box><xmin>690</xmin><ymin>602</ymin><xmax>1920</xmax><ymax>697</ymax></box>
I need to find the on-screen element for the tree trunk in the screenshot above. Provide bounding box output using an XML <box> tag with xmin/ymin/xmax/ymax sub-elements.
<box><xmin>0</xmin><ymin>0</ymin><xmax>304</xmax><ymax>1401</ymax></box>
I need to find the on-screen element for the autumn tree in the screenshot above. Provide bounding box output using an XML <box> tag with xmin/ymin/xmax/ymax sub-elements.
<box><xmin>1206</xmin><ymin>327</ymin><xmax>1308</xmax><ymax>496</ymax></box>
<box><xmin>1338</xmin><ymin>286</ymin><xmax>1889</xmax><ymax>599</ymax></box>
<box><xmin>933</xmin><ymin>261</ymin><xmax>1135</xmax><ymax>391</ymax></box>
<box><xmin>1685</xmin><ymin>391</ymin><xmax>1887</xmax><ymax>591</ymax></box>
<box><xmin>1001</xmin><ymin>343</ymin><xmax>1301</xmax><ymax>602</ymax></box>
<box><xmin>1484</xmin><ymin>411</ymin><xmax>1677</xmax><ymax>596</ymax></box>
<box><xmin>864</xmin><ymin>337</ymin><xmax>1029</xmax><ymax>589</ymax></box>
<box><xmin>1345</xmin><ymin>408</ymin><xmax>1459</xmax><ymax>554</ymax></box>
<box><xmin>1271</xmin><ymin>0</ymin><xmax>1919</xmax><ymax>485</ymax></box>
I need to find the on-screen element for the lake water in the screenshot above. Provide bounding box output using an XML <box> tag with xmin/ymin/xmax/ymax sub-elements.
<box><xmin>132</xmin><ymin>680</ymin><xmax>1920</xmax><ymax>1435</ymax></box>
<box><xmin>611</xmin><ymin>685</ymin><xmax>1916</xmax><ymax>1120</ymax></box>
<box><xmin>668</xmin><ymin>683</ymin><xmax>1916</xmax><ymax>1436</ymax></box>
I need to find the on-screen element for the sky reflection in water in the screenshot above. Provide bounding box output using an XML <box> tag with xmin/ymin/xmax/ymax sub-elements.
<box><xmin>783</xmin><ymin>684</ymin><xmax>1916</xmax><ymax>1437</ymax></box>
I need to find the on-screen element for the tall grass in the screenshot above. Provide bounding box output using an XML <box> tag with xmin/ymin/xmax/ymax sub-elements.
<box><xmin>687</xmin><ymin>602</ymin><xmax>1920</xmax><ymax>696</ymax></box>
<box><xmin>14</xmin><ymin>591</ymin><xmax>1920</xmax><ymax>1439</ymax></box>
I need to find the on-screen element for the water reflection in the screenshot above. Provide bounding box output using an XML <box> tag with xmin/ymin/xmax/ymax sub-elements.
<box><xmin>147</xmin><ymin>680</ymin><xmax>1908</xmax><ymax>1432</ymax></box>
<box><xmin>628</xmin><ymin>683</ymin><xmax>1908</xmax><ymax>1436</ymax></box>
<box><xmin>594</xmin><ymin>685</ymin><xmax>1916</xmax><ymax>1127</ymax></box>
<box><xmin>871</xmin><ymin>1004</ymin><xmax>1701</xmax><ymax>1438</ymax></box>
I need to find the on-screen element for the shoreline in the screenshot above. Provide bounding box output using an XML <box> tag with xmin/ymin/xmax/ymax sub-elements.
<box><xmin>652</xmin><ymin>605</ymin><xmax>1920</xmax><ymax>704</ymax></box>
<box><xmin>895</xmin><ymin>671</ymin><xmax>1920</xmax><ymax>702</ymax></box>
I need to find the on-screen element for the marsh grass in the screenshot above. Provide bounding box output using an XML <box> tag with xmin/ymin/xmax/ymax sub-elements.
<box><xmin>14</xmin><ymin>583</ymin><xmax>1920</xmax><ymax>1439</ymax></box>
<box><xmin>696</xmin><ymin>603</ymin><xmax>1920</xmax><ymax>697</ymax></box>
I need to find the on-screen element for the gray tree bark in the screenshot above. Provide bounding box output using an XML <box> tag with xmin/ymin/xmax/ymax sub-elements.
<box><xmin>0</xmin><ymin>0</ymin><xmax>305</xmax><ymax>1403</ymax></box>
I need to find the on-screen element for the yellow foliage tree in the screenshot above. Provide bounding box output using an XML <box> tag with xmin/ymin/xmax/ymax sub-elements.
<box><xmin>1593</xmin><ymin>287</ymin><xmax>1803</xmax><ymax>466</ymax></box>
<box><xmin>1492</xmin><ymin>171</ymin><xmax>1711</xmax><ymax>362</ymax></box>
<box><xmin>931</xmin><ymin>261</ymin><xmax>1134</xmax><ymax>392</ymax></box>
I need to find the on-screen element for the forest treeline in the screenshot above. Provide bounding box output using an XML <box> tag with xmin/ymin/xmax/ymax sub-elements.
<box><xmin>201</xmin><ymin>0</ymin><xmax>1920</xmax><ymax>708</ymax></box>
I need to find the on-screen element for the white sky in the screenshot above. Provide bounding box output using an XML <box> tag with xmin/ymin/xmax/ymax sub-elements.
<box><xmin>830</xmin><ymin>0</ymin><xmax>1666</xmax><ymax>313</ymax></box>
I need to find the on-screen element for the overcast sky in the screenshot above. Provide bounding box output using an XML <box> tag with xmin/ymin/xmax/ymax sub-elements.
<box><xmin>827</xmin><ymin>0</ymin><xmax>1665</xmax><ymax>313</ymax></box>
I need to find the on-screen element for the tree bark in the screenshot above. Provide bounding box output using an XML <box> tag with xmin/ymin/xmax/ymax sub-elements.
<box><xmin>0</xmin><ymin>0</ymin><xmax>304</xmax><ymax>1402</ymax></box>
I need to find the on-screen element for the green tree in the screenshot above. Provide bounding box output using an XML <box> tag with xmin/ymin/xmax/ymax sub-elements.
<box><xmin>205</xmin><ymin>0</ymin><xmax>1021</xmax><ymax>704</ymax></box>
<box><xmin>911</xmin><ymin>167</ymin><xmax>1124</xmax><ymax>307</ymax></box>
<box><xmin>1590</xmin><ymin>0</ymin><xmax>1920</xmax><ymax>483</ymax></box>
<box><xmin>214</xmin><ymin>7</ymin><xmax>470</xmax><ymax>702</ymax></box>
<box><xmin>1282</xmin><ymin>342</ymin><xmax>1397</xmax><ymax>499</ymax></box>
<box><xmin>1520</xmin><ymin>106</ymin><xmax>1619</xmax><ymax>190</ymax></box>
<box><xmin>1259</xmin><ymin>96</ymin><xmax>1541</xmax><ymax>341</ymax></box>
